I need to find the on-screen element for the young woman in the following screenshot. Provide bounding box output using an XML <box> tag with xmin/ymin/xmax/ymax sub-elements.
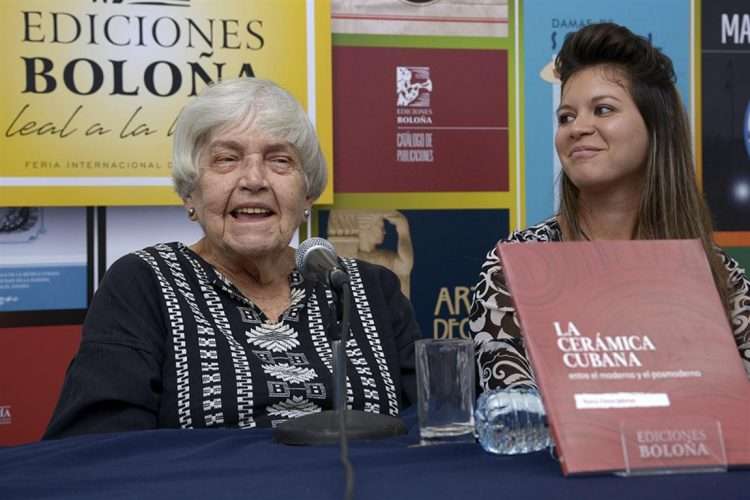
<box><xmin>470</xmin><ymin>22</ymin><xmax>750</xmax><ymax>391</ymax></box>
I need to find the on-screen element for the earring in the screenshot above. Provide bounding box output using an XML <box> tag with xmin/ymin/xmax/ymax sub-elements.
<box><xmin>187</xmin><ymin>207</ymin><xmax>196</xmax><ymax>220</ymax></box>
<box><xmin>303</xmin><ymin>208</ymin><xmax>311</xmax><ymax>219</ymax></box>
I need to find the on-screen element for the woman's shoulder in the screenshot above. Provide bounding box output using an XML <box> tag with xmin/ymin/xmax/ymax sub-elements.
<box><xmin>122</xmin><ymin>241</ymin><xmax>188</xmax><ymax>262</ymax></box>
<box><xmin>339</xmin><ymin>258</ymin><xmax>403</xmax><ymax>298</ymax></box>
<box><xmin>474</xmin><ymin>218</ymin><xmax>561</xmax><ymax>276</ymax></box>
<box><xmin>714</xmin><ymin>247</ymin><xmax>747</xmax><ymax>275</ymax></box>
<box><xmin>104</xmin><ymin>242</ymin><xmax>189</xmax><ymax>281</ymax></box>
<box><xmin>342</xmin><ymin>257</ymin><xmax>397</xmax><ymax>283</ymax></box>
<box><xmin>129</xmin><ymin>241</ymin><xmax>186</xmax><ymax>259</ymax></box>
<box><xmin>713</xmin><ymin>247</ymin><xmax>750</xmax><ymax>295</ymax></box>
<box><xmin>503</xmin><ymin>217</ymin><xmax>562</xmax><ymax>244</ymax></box>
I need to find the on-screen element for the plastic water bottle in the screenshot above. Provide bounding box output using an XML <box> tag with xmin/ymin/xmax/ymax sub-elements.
<box><xmin>474</xmin><ymin>387</ymin><xmax>551</xmax><ymax>454</ymax></box>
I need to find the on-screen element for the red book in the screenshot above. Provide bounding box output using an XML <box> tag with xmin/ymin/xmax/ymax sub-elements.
<box><xmin>498</xmin><ymin>239</ymin><xmax>750</xmax><ymax>475</ymax></box>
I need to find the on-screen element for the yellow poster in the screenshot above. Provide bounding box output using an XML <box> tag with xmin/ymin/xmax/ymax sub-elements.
<box><xmin>0</xmin><ymin>0</ymin><xmax>332</xmax><ymax>206</ymax></box>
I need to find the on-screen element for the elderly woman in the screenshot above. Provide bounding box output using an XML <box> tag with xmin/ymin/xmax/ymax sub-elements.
<box><xmin>470</xmin><ymin>22</ymin><xmax>750</xmax><ymax>392</ymax></box>
<box><xmin>45</xmin><ymin>78</ymin><xmax>420</xmax><ymax>438</ymax></box>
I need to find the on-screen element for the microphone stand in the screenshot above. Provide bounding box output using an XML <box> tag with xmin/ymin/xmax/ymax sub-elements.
<box><xmin>273</xmin><ymin>271</ymin><xmax>407</xmax><ymax>445</ymax></box>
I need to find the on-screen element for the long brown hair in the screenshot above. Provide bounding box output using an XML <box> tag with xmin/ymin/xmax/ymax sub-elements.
<box><xmin>554</xmin><ymin>22</ymin><xmax>729</xmax><ymax>310</ymax></box>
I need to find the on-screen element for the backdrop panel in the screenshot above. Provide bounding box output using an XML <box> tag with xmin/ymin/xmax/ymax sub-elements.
<box><xmin>332</xmin><ymin>0</ymin><xmax>509</xmax><ymax>38</ymax></box>
<box><xmin>0</xmin><ymin>207</ymin><xmax>91</xmax><ymax>327</ymax></box>
<box><xmin>0</xmin><ymin>0</ymin><xmax>333</xmax><ymax>206</ymax></box>
<box><xmin>0</xmin><ymin>325</ymin><xmax>81</xmax><ymax>445</ymax></box>
<box><xmin>522</xmin><ymin>0</ymin><xmax>691</xmax><ymax>226</ymax></box>
<box><xmin>334</xmin><ymin>46</ymin><xmax>508</xmax><ymax>193</ymax></box>
<box><xmin>318</xmin><ymin>208</ymin><xmax>509</xmax><ymax>340</ymax></box>
<box><xmin>701</xmin><ymin>0</ymin><xmax>750</xmax><ymax>242</ymax></box>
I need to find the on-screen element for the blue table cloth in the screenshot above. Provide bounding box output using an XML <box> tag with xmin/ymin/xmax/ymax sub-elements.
<box><xmin>1</xmin><ymin>414</ymin><xmax>748</xmax><ymax>500</ymax></box>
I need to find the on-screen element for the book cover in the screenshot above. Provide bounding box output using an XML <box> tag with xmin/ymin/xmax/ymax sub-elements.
<box><xmin>498</xmin><ymin>239</ymin><xmax>750</xmax><ymax>475</ymax></box>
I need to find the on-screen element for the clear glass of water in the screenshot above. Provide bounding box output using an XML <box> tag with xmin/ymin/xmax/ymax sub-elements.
<box><xmin>415</xmin><ymin>339</ymin><xmax>476</xmax><ymax>445</ymax></box>
<box><xmin>474</xmin><ymin>387</ymin><xmax>551</xmax><ymax>454</ymax></box>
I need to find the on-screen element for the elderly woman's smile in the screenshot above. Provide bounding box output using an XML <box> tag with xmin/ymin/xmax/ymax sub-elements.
<box><xmin>231</xmin><ymin>206</ymin><xmax>274</xmax><ymax>219</ymax></box>
<box><xmin>187</xmin><ymin>125</ymin><xmax>311</xmax><ymax>261</ymax></box>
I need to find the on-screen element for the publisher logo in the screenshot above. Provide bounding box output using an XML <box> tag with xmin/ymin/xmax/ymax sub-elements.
<box><xmin>0</xmin><ymin>406</ymin><xmax>11</xmax><ymax>425</ymax></box>
<box><xmin>397</xmin><ymin>66</ymin><xmax>432</xmax><ymax>108</ymax></box>
<box><xmin>637</xmin><ymin>428</ymin><xmax>710</xmax><ymax>459</ymax></box>
<box><xmin>395</xmin><ymin>66</ymin><xmax>434</xmax><ymax>163</ymax></box>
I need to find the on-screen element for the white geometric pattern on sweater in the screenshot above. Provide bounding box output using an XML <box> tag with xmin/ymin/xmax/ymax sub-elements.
<box><xmin>263</xmin><ymin>363</ymin><xmax>317</xmax><ymax>383</ymax></box>
<box><xmin>267</xmin><ymin>396</ymin><xmax>321</xmax><ymax>418</ymax></box>
<box><xmin>246</xmin><ymin>322</ymin><xmax>300</xmax><ymax>352</ymax></box>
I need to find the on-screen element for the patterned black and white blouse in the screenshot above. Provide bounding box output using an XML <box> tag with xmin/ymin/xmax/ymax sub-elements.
<box><xmin>45</xmin><ymin>242</ymin><xmax>420</xmax><ymax>438</ymax></box>
<box><xmin>469</xmin><ymin>218</ymin><xmax>750</xmax><ymax>391</ymax></box>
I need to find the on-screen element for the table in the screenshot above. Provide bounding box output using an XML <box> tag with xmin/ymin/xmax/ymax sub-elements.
<box><xmin>1</xmin><ymin>414</ymin><xmax>748</xmax><ymax>500</ymax></box>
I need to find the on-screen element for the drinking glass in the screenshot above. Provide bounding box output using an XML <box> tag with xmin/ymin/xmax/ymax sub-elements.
<box><xmin>415</xmin><ymin>338</ymin><xmax>476</xmax><ymax>445</ymax></box>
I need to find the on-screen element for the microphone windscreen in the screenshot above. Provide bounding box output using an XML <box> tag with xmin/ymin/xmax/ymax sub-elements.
<box><xmin>295</xmin><ymin>237</ymin><xmax>337</xmax><ymax>271</ymax></box>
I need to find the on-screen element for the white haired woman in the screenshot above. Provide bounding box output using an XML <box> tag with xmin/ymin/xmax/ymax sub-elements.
<box><xmin>45</xmin><ymin>78</ymin><xmax>420</xmax><ymax>438</ymax></box>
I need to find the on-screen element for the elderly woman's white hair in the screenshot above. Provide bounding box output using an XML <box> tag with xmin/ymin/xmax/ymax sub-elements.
<box><xmin>171</xmin><ymin>78</ymin><xmax>327</xmax><ymax>200</ymax></box>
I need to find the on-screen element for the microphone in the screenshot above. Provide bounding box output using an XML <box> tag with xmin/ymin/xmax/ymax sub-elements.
<box><xmin>274</xmin><ymin>237</ymin><xmax>407</xmax><ymax>447</ymax></box>
<box><xmin>295</xmin><ymin>237</ymin><xmax>350</xmax><ymax>291</ymax></box>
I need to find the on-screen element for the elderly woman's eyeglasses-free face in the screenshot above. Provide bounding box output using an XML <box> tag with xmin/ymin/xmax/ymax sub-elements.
<box><xmin>186</xmin><ymin>122</ymin><xmax>311</xmax><ymax>261</ymax></box>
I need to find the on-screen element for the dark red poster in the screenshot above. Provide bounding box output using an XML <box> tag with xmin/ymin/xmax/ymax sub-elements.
<box><xmin>0</xmin><ymin>325</ymin><xmax>81</xmax><ymax>445</ymax></box>
<box><xmin>333</xmin><ymin>46</ymin><xmax>508</xmax><ymax>193</ymax></box>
